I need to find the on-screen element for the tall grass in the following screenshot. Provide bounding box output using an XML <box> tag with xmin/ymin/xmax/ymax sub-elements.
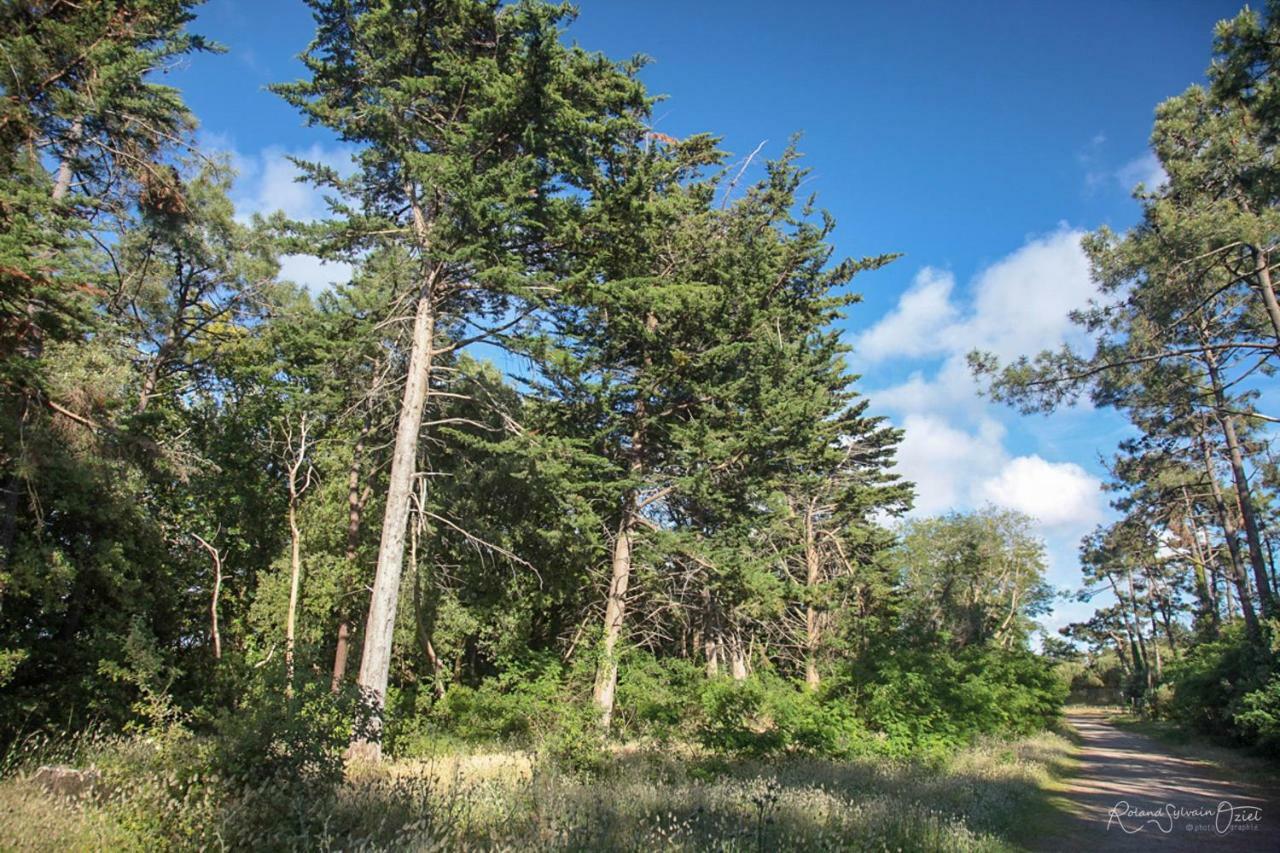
<box><xmin>0</xmin><ymin>727</ymin><xmax>1073</xmax><ymax>851</ymax></box>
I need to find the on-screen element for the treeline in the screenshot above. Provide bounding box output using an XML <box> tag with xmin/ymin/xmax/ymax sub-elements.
<box><xmin>977</xmin><ymin>2</ymin><xmax>1280</xmax><ymax>753</ymax></box>
<box><xmin>0</xmin><ymin>0</ymin><xmax>1062</xmax><ymax>767</ymax></box>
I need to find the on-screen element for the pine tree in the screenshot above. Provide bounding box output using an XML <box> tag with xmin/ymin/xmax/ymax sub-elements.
<box><xmin>273</xmin><ymin>0</ymin><xmax>646</xmax><ymax>758</ymax></box>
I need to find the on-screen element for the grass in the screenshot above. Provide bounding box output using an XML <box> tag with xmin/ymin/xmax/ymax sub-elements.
<box><xmin>0</xmin><ymin>728</ymin><xmax>1079</xmax><ymax>851</ymax></box>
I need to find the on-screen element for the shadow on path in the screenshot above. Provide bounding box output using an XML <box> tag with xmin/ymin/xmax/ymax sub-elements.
<box><xmin>1034</xmin><ymin>712</ymin><xmax>1278</xmax><ymax>851</ymax></box>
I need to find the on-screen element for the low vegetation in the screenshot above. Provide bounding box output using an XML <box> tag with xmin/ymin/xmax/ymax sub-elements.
<box><xmin>0</xmin><ymin>711</ymin><xmax>1075</xmax><ymax>852</ymax></box>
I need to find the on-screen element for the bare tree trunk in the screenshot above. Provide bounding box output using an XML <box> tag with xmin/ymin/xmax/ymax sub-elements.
<box><xmin>284</xmin><ymin>415</ymin><xmax>311</xmax><ymax>692</ymax></box>
<box><xmin>728</xmin><ymin>630</ymin><xmax>748</xmax><ymax>681</ymax></box>
<box><xmin>51</xmin><ymin>119</ymin><xmax>81</xmax><ymax>202</ymax></box>
<box><xmin>702</xmin><ymin>588</ymin><xmax>720</xmax><ymax>677</ymax></box>
<box><xmin>593</xmin><ymin>510</ymin><xmax>633</xmax><ymax>727</ymax></box>
<box><xmin>352</xmin><ymin>272</ymin><xmax>437</xmax><ymax>761</ymax></box>
<box><xmin>592</xmin><ymin>313</ymin><xmax>655</xmax><ymax>729</ymax></box>
<box><xmin>803</xmin><ymin>503</ymin><xmax>821</xmax><ymax>690</ymax></box>
<box><xmin>193</xmin><ymin>533</ymin><xmax>223</xmax><ymax>660</ymax></box>
<box><xmin>331</xmin><ymin>622</ymin><xmax>350</xmax><ymax>692</ymax></box>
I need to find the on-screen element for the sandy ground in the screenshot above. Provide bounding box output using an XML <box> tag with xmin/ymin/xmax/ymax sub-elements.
<box><xmin>1032</xmin><ymin>711</ymin><xmax>1279</xmax><ymax>852</ymax></box>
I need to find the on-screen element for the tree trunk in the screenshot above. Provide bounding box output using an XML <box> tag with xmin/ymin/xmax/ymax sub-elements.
<box><xmin>593</xmin><ymin>510</ymin><xmax>633</xmax><ymax>727</ymax></box>
<box><xmin>331</xmin><ymin>622</ymin><xmax>350</xmax><ymax>692</ymax></box>
<box><xmin>1252</xmin><ymin>246</ymin><xmax>1280</xmax><ymax>349</ymax></box>
<box><xmin>592</xmin><ymin>312</ymin><xmax>655</xmax><ymax>729</ymax></box>
<box><xmin>1203</xmin><ymin>344</ymin><xmax>1273</xmax><ymax>616</ymax></box>
<box><xmin>702</xmin><ymin>588</ymin><xmax>721</xmax><ymax>677</ymax></box>
<box><xmin>1198</xmin><ymin>427</ymin><xmax>1259</xmax><ymax>635</ymax></box>
<box><xmin>193</xmin><ymin>534</ymin><xmax>223</xmax><ymax>660</ymax></box>
<box><xmin>285</xmin><ymin>474</ymin><xmax>305</xmax><ymax>689</ymax></box>
<box><xmin>1180</xmin><ymin>487</ymin><xmax>1219</xmax><ymax>638</ymax></box>
<box><xmin>351</xmin><ymin>282</ymin><xmax>437</xmax><ymax>761</ymax></box>
<box><xmin>803</xmin><ymin>504</ymin><xmax>821</xmax><ymax>690</ymax></box>
<box><xmin>728</xmin><ymin>630</ymin><xmax>748</xmax><ymax>681</ymax></box>
<box><xmin>332</xmin><ymin>412</ymin><xmax>371</xmax><ymax>692</ymax></box>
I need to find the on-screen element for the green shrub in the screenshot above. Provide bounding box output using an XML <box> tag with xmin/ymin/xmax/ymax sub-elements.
<box><xmin>418</xmin><ymin>653</ymin><xmax>604</xmax><ymax>771</ymax></box>
<box><xmin>852</xmin><ymin>642</ymin><xmax>1065</xmax><ymax>754</ymax></box>
<box><xmin>697</xmin><ymin>676</ymin><xmax>778</xmax><ymax>754</ymax></box>
<box><xmin>1166</xmin><ymin>621</ymin><xmax>1277</xmax><ymax>748</ymax></box>
<box><xmin>1237</xmin><ymin>674</ymin><xmax>1280</xmax><ymax>754</ymax></box>
<box><xmin>695</xmin><ymin>673</ymin><xmax>867</xmax><ymax>757</ymax></box>
<box><xmin>614</xmin><ymin>651</ymin><xmax>703</xmax><ymax>740</ymax></box>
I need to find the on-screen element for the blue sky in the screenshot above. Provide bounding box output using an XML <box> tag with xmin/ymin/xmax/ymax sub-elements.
<box><xmin>171</xmin><ymin>0</ymin><xmax>1249</xmax><ymax>634</ymax></box>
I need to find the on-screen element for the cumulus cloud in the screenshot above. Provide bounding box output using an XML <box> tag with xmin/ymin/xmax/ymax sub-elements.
<box><xmin>856</xmin><ymin>227</ymin><xmax>1093</xmax><ymax>366</ymax></box>
<box><xmin>855</xmin><ymin>268</ymin><xmax>957</xmax><ymax>362</ymax></box>
<box><xmin>860</xmin><ymin>227</ymin><xmax>1107</xmax><ymax>532</ymax></box>
<box><xmin>855</xmin><ymin>228</ymin><xmax>1114</xmax><ymax>638</ymax></box>
<box><xmin>892</xmin><ymin>413</ymin><xmax>1007</xmax><ymax>516</ymax></box>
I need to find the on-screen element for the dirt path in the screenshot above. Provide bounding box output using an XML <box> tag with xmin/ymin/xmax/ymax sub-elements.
<box><xmin>1032</xmin><ymin>712</ymin><xmax>1278</xmax><ymax>851</ymax></box>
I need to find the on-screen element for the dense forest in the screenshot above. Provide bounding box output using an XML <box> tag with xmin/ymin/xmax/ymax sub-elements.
<box><xmin>0</xmin><ymin>0</ymin><xmax>1277</xmax><ymax>849</ymax></box>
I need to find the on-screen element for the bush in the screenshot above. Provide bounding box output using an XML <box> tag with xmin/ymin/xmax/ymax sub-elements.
<box><xmin>1167</xmin><ymin>621</ymin><xmax>1279</xmax><ymax>752</ymax></box>
<box><xmin>695</xmin><ymin>672</ymin><xmax>868</xmax><ymax>757</ymax></box>
<box><xmin>1237</xmin><ymin>674</ymin><xmax>1280</xmax><ymax>754</ymax></box>
<box><xmin>851</xmin><ymin>642</ymin><xmax>1065</xmax><ymax>755</ymax></box>
<box><xmin>417</xmin><ymin>653</ymin><xmax>605</xmax><ymax>772</ymax></box>
<box><xmin>613</xmin><ymin>652</ymin><xmax>704</xmax><ymax>741</ymax></box>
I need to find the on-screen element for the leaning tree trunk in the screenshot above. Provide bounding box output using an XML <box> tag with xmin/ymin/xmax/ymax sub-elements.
<box><xmin>351</xmin><ymin>274</ymin><xmax>437</xmax><ymax>761</ymax></box>
<box><xmin>1203</xmin><ymin>344</ymin><xmax>1273</xmax><ymax>616</ymax></box>
<box><xmin>1198</xmin><ymin>430</ymin><xmax>1259</xmax><ymax>635</ymax></box>
<box><xmin>1179</xmin><ymin>487</ymin><xmax>1219</xmax><ymax>638</ymax></box>
<box><xmin>593</xmin><ymin>314</ymin><xmax>655</xmax><ymax>729</ymax></box>
<box><xmin>1251</xmin><ymin>245</ymin><xmax>1280</xmax><ymax>349</ymax></box>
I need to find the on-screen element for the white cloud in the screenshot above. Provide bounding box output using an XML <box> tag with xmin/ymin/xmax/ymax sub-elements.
<box><xmin>1116</xmin><ymin>152</ymin><xmax>1167</xmax><ymax>194</ymax></box>
<box><xmin>892</xmin><ymin>413</ymin><xmax>1006</xmax><ymax>516</ymax></box>
<box><xmin>856</xmin><ymin>227</ymin><xmax>1093</xmax><ymax>366</ymax></box>
<box><xmin>855</xmin><ymin>268</ymin><xmax>957</xmax><ymax>362</ymax></box>
<box><xmin>278</xmin><ymin>254</ymin><xmax>355</xmax><ymax>294</ymax></box>
<box><xmin>231</xmin><ymin>143</ymin><xmax>357</xmax><ymax>223</ymax></box>
<box><xmin>201</xmin><ymin>137</ymin><xmax>359</xmax><ymax>293</ymax></box>
<box><xmin>863</xmin><ymin>228</ymin><xmax>1108</xmax><ymax>569</ymax></box>
<box><xmin>977</xmin><ymin>456</ymin><xmax>1103</xmax><ymax>528</ymax></box>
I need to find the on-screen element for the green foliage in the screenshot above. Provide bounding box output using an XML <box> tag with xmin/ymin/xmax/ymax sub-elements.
<box><xmin>409</xmin><ymin>654</ymin><xmax>604</xmax><ymax>771</ymax></box>
<box><xmin>695</xmin><ymin>673</ymin><xmax>869</xmax><ymax>758</ymax></box>
<box><xmin>613</xmin><ymin>652</ymin><xmax>704</xmax><ymax>740</ymax></box>
<box><xmin>210</xmin><ymin>675</ymin><xmax>371</xmax><ymax>789</ymax></box>
<box><xmin>1165</xmin><ymin>621</ymin><xmax>1280</xmax><ymax>753</ymax></box>
<box><xmin>853</xmin><ymin>644</ymin><xmax>1066</xmax><ymax>756</ymax></box>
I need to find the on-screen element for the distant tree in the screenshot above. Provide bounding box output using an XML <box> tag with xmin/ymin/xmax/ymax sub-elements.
<box><xmin>892</xmin><ymin>508</ymin><xmax>1053</xmax><ymax>649</ymax></box>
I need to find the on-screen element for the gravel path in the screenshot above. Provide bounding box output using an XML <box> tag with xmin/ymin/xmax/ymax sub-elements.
<box><xmin>1032</xmin><ymin>712</ymin><xmax>1278</xmax><ymax>851</ymax></box>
